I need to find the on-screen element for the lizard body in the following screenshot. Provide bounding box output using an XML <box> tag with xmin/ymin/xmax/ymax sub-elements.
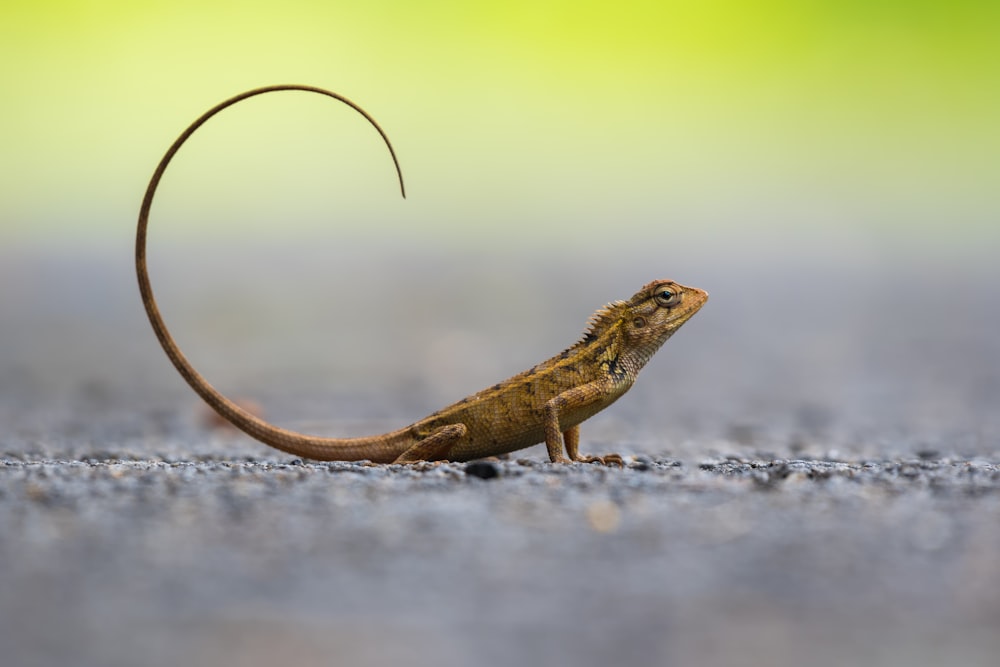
<box><xmin>136</xmin><ymin>85</ymin><xmax>708</xmax><ymax>464</ymax></box>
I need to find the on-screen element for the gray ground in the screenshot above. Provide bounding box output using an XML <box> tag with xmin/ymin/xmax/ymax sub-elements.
<box><xmin>2</xmin><ymin>235</ymin><xmax>999</xmax><ymax>667</ymax></box>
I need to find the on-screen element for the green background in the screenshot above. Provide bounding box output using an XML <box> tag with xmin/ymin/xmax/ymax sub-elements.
<box><xmin>3</xmin><ymin>1</ymin><xmax>998</xmax><ymax>249</ymax></box>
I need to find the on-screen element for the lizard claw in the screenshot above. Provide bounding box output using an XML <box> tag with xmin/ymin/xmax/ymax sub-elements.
<box><xmin>602</xmin><ymin>454</ymin><xmax>626</xmax><ymax>467</ymax></box>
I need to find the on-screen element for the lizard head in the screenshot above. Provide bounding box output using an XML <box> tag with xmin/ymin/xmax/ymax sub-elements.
<box><xmin>619</xmin><ymin>279</ymin><xmax>708</xmax><ymax>370</ymax></box>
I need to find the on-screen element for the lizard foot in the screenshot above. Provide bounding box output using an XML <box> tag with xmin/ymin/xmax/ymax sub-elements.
<box><xmin>575</xmin><ymin>454</ymin><xmax>625</xmax><ymax>467</ymax></box>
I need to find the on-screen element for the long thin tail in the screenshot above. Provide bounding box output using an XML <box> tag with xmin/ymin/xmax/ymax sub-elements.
<box><xmin>136</xmin><ymin>85</ymin><xmax>407</xmax><ymax>462</ymax></box>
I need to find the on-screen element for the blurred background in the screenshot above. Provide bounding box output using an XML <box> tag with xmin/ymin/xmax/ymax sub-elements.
<box><xmin>2</xmin><ymin>0</ymin><xmax>997</xmax><ymax>450</ymax></box>
<box><xmin>1</xmin><ymin>3</ymin><xmax>999</xmax><ymax>666</ymax></box>
<box><xmin>3</xmin><ymin>1</ymin><xmax>998</xmax><ymax>245</ymax></box>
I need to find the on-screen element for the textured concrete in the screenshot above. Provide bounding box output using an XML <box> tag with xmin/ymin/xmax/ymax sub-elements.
<box><xmin>2</xmin><ymin>238</ymin><xmax>998</xmax><ymax>666</ymax></box>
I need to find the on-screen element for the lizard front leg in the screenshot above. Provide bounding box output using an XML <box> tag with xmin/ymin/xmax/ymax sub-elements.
<box><xmin>543</xmin><ymin>383</ymin><xmax>623</xmax><ymax>466</ymax></box>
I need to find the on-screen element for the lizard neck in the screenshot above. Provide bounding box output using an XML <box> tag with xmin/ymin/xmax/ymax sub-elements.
<box><xmin>619</xmin><ymin>328</ymin><xmax>676</xmax><ymax>379</ymax></box>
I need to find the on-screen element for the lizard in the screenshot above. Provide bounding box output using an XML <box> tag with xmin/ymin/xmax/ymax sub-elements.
<box><xmin>136</xmin><ymin>84</ymin><xmax>708</xmax><ymax>464</ymax></box>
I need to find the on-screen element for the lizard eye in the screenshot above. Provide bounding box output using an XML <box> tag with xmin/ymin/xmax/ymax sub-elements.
<box><xmin>653</xmin><ymin>285</ymin><xmax>681</xmax><ymax>307</ymax></box>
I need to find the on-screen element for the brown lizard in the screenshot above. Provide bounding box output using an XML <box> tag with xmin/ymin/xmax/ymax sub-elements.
<box><xmin>136</xmin><ymin>85</ymin><xmax>708</xmax><ymax>464</ymax></box>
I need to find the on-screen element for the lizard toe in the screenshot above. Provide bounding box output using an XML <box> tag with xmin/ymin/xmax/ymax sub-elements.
<box><xmin>575</xmin><ymin>453</ymin><xmax>625</xmax><ymax>467</ymax></box>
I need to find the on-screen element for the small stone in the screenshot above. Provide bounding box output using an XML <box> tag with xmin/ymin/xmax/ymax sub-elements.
<box><xmin>631</xmin><ymin>455</ymin><xmax>653</xmax><ymax>471</ymax></box>
<box><xmin>465</xmin><ymin>461</ymin><xmax>500</xmax><ymax>480</ymax></box>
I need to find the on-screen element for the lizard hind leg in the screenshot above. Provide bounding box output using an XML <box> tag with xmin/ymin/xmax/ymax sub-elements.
<box><xmin>392</xmin><ymin>423</ymin><xmax>468</xmax><ymax>463</ymax></box>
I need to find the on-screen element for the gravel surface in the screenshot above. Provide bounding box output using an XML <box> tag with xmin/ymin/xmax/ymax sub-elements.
<box><xmin>2</xmin><ymin>239</ymin><xmax>999</xmax><ymax>666</ymax></box>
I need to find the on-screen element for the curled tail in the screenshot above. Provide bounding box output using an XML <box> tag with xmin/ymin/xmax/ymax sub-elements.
<box><xmin>136</xmin><ymin>85</ymin><xmax>407</xmax><ymax>462</ymax></box>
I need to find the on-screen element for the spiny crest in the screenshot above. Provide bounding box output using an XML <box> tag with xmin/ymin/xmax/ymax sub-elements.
<box><xmin>579</xmin><ymin>300</ymin><xmax>628</xmax><ymax>344</ymax></box>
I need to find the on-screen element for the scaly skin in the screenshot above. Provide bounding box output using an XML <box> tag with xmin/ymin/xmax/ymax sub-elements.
<box><xmin>136</xmin><ymin>85</ymin><xmax>708</xmax><ymax>464</ymax></box>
